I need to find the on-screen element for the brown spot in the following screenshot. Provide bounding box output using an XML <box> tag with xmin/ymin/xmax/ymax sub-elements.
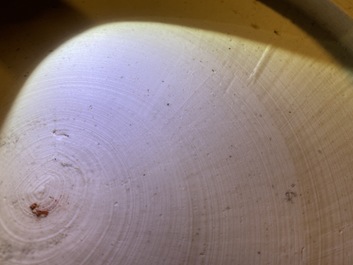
<box><xmin>251</xmin><ymin>23</ymin><xmax>259</xmax><ymax>29</ymax></box>
<box><xmin>34</xmin><ymin>209</ymin><xmax>49</xmax><ymax>217</ymax></box>
<box><xmin>30</xmin><ymin>203</ymin><xmax>49</xmax><ymax>218</ymax></box>
<box><xmin>30</xmin><ymin>203</ymin><xmax>38</xmax><ymax>210</ymax></box>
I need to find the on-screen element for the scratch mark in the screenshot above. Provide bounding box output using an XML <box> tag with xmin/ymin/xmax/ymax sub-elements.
<box><xmin>247</xmin><ymin>45</ymin><xmax>273</xmax><ymax>85</ymax></box>
<box><xmin>301</xmin><ymin>247</ymin><xmax>306</xmax><ymax>262</ymax></box>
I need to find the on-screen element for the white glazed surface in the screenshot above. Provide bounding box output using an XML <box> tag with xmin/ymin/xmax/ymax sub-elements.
<box><xmin>1</xmin><ymin>1</ymin><xmax>353</xmax><ymax>265</ymax></box>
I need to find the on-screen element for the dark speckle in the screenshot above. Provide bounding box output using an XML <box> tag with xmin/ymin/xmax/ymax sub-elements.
<box><xmin>52</xmin><ymin>129</ymin><xmax>69</xmax><ymax>138</ymax></box>
<box><xmin>285</xmin><ymin>191</ymin><xmax>297</xmax><ymax>203</ymax></box>
<box><xmin>166</xmin><ymin>103</ymin><xmax>170</xmax><ymax>106</ymax></box>
<box><xmin>60</xmin><ymin>162</ymin><xmax>73</xmax><ymax>168</ymax></box>
<box><xmin>257</xmin><ymin>251</ymin><xmax>261</xmax><ymax>255</ymax></box>
<box><xmin>251</xmin><ymin>24</ymin><xmax>259</xmax><ymax>29</ymax></box>
<box><xmin>274</xmin><ymin>30</ymin><xmax>280</xmax><ymax>35</ymax></box>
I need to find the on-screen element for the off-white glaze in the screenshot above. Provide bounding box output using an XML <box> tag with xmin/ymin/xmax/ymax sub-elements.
<box><xmin>0</xmin><ymin>17</ymin><xmax>353</xmax><ymax>265</ymax></box>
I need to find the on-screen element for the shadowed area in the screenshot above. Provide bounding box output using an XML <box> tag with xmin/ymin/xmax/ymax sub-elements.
<box><xmin>0</xmin><ymin>1</ymin><xmax>91</xmax><ymax>131</ymax></box>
